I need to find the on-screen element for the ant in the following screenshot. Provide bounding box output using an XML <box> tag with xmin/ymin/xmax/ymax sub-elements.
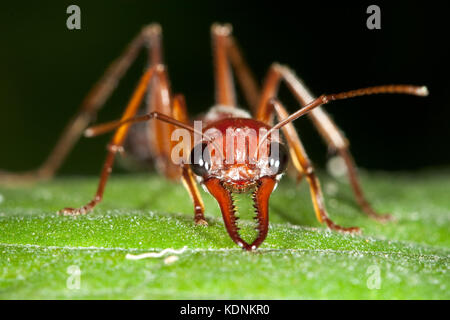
<box><xmin>0</xmin><ymin>24</ymin><xmax>428</xmax><ymax>250</ymax></box>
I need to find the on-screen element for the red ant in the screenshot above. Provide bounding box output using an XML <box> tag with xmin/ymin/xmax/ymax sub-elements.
<box><xmin>0</xmin><ymin>24</ymin><xmax>428</xmax><ymax>250</ymax></box>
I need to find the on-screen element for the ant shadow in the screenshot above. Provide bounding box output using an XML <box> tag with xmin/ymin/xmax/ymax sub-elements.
<box><xmin>270</xmin><ymin>203</ymin><xmax>317</xmax><ymax>227</ymax></box>
<box><xmin>269</xmin><ymin>179</ymin><xmax>363</xmax><ymax>228</ymax></box>
<box><xmin>136</xmin><ymin>208</ymin><xmax>233</xmax><ymax>246</ymax></box>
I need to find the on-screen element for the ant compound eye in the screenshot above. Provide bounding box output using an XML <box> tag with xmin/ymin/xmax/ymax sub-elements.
<box><xmin>190</xmin><ymin>143</ymin><xmax>212</xmax><ymax>177</ymax></box>
<box><xmin>268</xmin><ymin>142</ymin><xmax>289</xmax><ymax>175</ymax></box>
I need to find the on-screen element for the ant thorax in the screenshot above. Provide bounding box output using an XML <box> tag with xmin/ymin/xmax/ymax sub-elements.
<box><xmin>203</xmin><ymin>105</ymin><xmax>252</xmax><ymax>123</ymax></box>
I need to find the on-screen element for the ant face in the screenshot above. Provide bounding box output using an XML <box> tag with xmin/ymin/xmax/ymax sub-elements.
<box><xmin>188</xmin><ymin>118</ymin><xmax>289</xmax><ymax>249</ymax></box>
<box><xmin>189</xmin><ymin>140</ymin><xmax>289</xmax><ymax>190</ymax></box>
<box><xmin>189</xmin><ymin>118</ymin><xmax>289</xmax><ymax>186</ymax></box>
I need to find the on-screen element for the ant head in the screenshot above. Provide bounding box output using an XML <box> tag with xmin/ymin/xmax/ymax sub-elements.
<box><xmin>189</xmin><ymin>119</ymin><xmax>289</xmax><ymax>191</ymax></box>
<box><xmin>189</xmin><ymin>140</ymin><xmax>288</xmax><ymax>190</ymax></box>
<box><xmin>188</xmin><ymin>118</ymin><xmax>289</xmax><ymax>250</ymax></box>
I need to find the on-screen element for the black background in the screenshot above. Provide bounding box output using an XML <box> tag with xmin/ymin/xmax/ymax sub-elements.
<box><xmin>0</xmin><ymin>1</ymin><xmax>448</xmax><ymax>175</ymax></box>
<box><xmin>0</xmin><ymin>300</ymin><xmax>440</xmax><ymax>318</ymax></box>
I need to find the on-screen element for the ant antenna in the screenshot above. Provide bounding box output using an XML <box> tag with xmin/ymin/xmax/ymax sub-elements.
<box><xmin>84</xmin><ymin>112</ymin><xmax>201</xmax><ymax>138</ymax></box>
<box><xmin>84</xmin><ymin>111</ymin><xmax>225</xmax><ymax>160</ymax></box>
<box><xmin>258</xmin><ymin>84</ymin><xmax>428</xmax><ymax>150</ymax></box>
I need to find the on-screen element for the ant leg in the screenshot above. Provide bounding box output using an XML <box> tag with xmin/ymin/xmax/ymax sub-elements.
<box><xmin>59</xmin><ymin>64</ymin><xmax>168</xmax><ymax>215</ymax></box>
<box><xmin>270</xmin><ymin>99</ymin><xmax>360</xmax><ymax>233</ymax></box>
<box><xmin>171</xmin><ymin>94</ymin><xmax>207</xmax><ymax>225</ymax></box>
<box><xmin>309</xmin><ymin>108</ymin><xmax>393</xmax><ymax>222</ymax></box>
<box><xmin>257</xmin><ymin>63</ymin><xmax>392</xmax><ymax>222</ymax></box>
<box><xmin>181</xmin><ymin>165</ymin><xmax>207</xmax><ymax>226</ymax></box>
<box><xmin>0</xmin><ymin>24</ymin><xmax>162</xmax><ymax>184</ymax></box>
<box><xmin>211</xmin><ymin>23</ymin><xmax>262</xmax><ymax>112</ymax></box>
<box><xmin>211</xmin><ymin>24</ymin><xmax>237</xmax><ymax>107</ymax></box>
<box><xmin>213</xmin><ymin>24</ymin><xmax>261</xmax><ymax>112</ymax></box>
<box><xmin>144</xmin><ymin>26</ymin><xmax>180</xmax><ymax>180</ymax></box>
<box><xmin>86</xmin><ymin>94</ymin><xmax>209</xmax><ymax>224</ymax></box>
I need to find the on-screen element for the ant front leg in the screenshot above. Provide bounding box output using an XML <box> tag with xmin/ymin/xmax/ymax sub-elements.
<box><xmin>171</xmin><ymin>95</ymin><xmax>207</xmax><ymax>225</ymax></box>
<box><xmin>181</xmin><ymin>165</ymin><xmax>207</xmax><ymax>226</ymax></box>
<box><xmin>268</xmin><ymin>99</ymin><xmax>361</xmax><ymax>233</ymax></box>
<box><xmin>257</xmin><ymin>63</ymin><xmax>392</xmax><ymax>222</ymax></box>
<box><xmin>59</xmin><ymin>64</ymin><xmax>168</xmax><ymax>216</ymax></box>
<box><xmin>81</xmin><ymin>93</ymin><xmax>209</xmax><ymax>226</ymax></box>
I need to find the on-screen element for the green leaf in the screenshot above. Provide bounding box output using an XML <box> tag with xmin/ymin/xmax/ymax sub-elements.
<box><xmin>0</xmin><ymin>170</ymin><xmax>448</xmax><ymax>299</ymax></box>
